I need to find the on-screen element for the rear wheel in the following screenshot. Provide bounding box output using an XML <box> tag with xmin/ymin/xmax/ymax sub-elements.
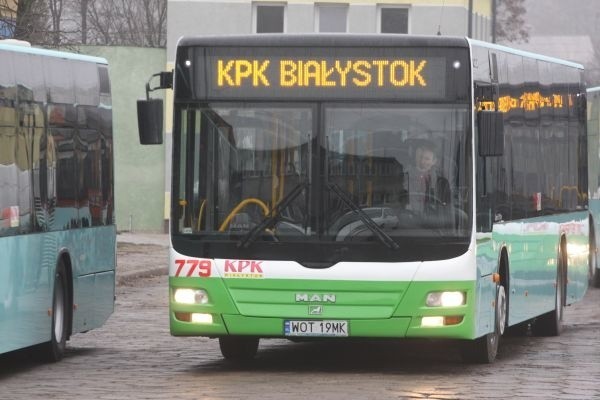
<box><xmin>40</xmin><ymin>261</ymin><xmax>68</xmax><ymax>362</ymax></box>
<box><xmin>219</xmin><ymin>336</ymin><xmax>259</xmax><ymax>361</ymax></box>
<box><xmin>461</xmin><ymin>284</ymin><xmax>506</xmax><ymax>363</ymax></box>
<box><xmin>591</xmin><ymin>228</ymin><xmax>600</xmax><ymax>288</ymax></box>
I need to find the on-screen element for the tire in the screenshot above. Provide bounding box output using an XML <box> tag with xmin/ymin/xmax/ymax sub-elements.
<box><xmin>219</xmin><ymin>336</ymin><xmax>259</xmax><ymax>361</ymax></box>
<box><xmin>589</xmin><ymin>226</ymin><xmax>600</xmax><ymax>288</ymax></box>
<box><xmin>41</xmin><ymin>261</ymin><xmax>69</xmax><ymax>362</ymax></box>
<box><xmin>461</xmin><ymin>284</ymin><xmax>506</xmax><ymax>363</ymax></box>
<box><xmin>532</xmin><ymin>254</ymin><xmax>565</xmax><ymax>337</ymax></box>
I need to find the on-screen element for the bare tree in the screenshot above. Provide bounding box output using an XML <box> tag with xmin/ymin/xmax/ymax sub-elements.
<box><xmin>585</xmin><ymin>41</ymin><xmax>600</xmax><ymax>87</ymax></box>
<box><xmin>495</xmin><ymin>0</ymin><xmax>530</xmax><ymax>44</ymax></box>
<box><xmin>80</xmin><ymin>0</ymin><xmax>88</xmax><ymax>44</ymax></box>
<box><xmin>47</xmin><ymin>0</ymin><xmax>64</xmax><ymax>46</ymax></box>
<box><xmin>79</xmin><ymin>0</ymin><xmax>166</xmax><ymax>47</ymax></box>
<box><xmin>141</xmin><ymin>0</ymin><xmax>167</xmax><ymax>48</ymax></box>
<box><xmin>1</xmin><ymin>0</ymin><xmax>166</xmax><ymax>47</ymax></box>
<box><xmin>0</xmin><ymin>0</ymin><xmax>49</xmax><ymax>43</ymax></box>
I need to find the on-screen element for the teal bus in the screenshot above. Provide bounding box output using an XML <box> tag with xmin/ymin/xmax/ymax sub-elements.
<box><xmin>587</xmin><ymin>86</ymin><xmax>600</xmax><ymax>288</ymax></box>
<box><xmin>0</xmin><ymin>40</ymin><xmax>115</xmax><ymax>361</ymax></box>
<box><xmin>138</xmin><ymin>34</ymin><xmax>594</xmax><ymax>363</ymax></box>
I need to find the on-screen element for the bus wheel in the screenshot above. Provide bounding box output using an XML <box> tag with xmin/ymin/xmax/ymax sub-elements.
<box><xmin>41</xmin><ymin>261</ymin><xmax>68</xmax><ymax>362</ymax></box>
<box><xmin>532</xmin><ymin>257</ymin><xmax>565</xmax><ymax>336</ymax></box>
<box><xmin>591</xmin><ymin>230</ymin><xmax>600</xmax><ymax>288</ymax></box>
<box><xmin>461</xmin><ymin>284</ymin><xmax>506</xmax><ymax>363</ymax></box>
<box><xmin>219</xmin><ymin>336</ymin><xmax>259</xmax><ymax>361</ymax></box>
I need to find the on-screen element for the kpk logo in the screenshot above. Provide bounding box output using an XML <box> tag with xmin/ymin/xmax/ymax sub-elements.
<box><xmin>224</xmin><ymin>260</ymin><xmax>264</xmax><ymax>278</ymax></box>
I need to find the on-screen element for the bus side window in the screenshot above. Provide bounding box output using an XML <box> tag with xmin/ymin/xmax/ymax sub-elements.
<box><xmin>0</xmin><ymin>50</ymin><xmax>27</xmax><ymax>235</ymax></box>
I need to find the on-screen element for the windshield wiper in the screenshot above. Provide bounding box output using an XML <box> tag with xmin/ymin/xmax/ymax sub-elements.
<box><xmin>327</xmin><ymin>183</ymin><xmax>400</xmax><ymax>250</ymax></box>
<box><xmin>237</xmin><ymin>182</ymin><xmax>308</xmax><ymax>248</ymax></box>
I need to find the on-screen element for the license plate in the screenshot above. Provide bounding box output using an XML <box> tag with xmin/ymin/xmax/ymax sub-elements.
<box><xmin>284</xmin><ymin>320</ymin><xmax>348</xmax><ymax>337</ymax></box>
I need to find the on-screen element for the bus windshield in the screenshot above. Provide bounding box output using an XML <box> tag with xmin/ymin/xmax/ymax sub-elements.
<box><xmin>173</xmin><ymin>101</ymin><xmax>471</xmax><ymax>252</ymax></box>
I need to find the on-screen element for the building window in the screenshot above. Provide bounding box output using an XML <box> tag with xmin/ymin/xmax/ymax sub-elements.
<box><xmin>379</xmin><ymin>7</ymin><xmax>409</xmax><ymax>34</ymax></box>
<box><xmin>0</xmin><ymin>19</ymin><xmax>15</xmax><ymax>38</ymax></box>
<box><xmin>255</xmin><ymin>3</ymin><xmax>285</xmax><ymax>33</ymax></box>
<box><xmin>316</xmin><ymin>4</ymin><xmax>348</xmax><ymax>33</ymax></box>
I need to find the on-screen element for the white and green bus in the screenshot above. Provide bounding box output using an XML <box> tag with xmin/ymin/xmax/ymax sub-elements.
<box><xmin>0</xmin><ymin>40</ymin><xmax>115</xmax><ymax>361</ymax></box>
<box><xmin>138</xmin><ymin>34</ymin><xmax>594</xmax><ymax>363</ymax></box>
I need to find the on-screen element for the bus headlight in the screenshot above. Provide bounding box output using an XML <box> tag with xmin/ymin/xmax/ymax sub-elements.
<box><xmin>173</xmin><ymin>288</ymin><xmax>209</xmax><ymax>305</ymax></box>
<box><xmin>426</xmin><ymin>291</ymin><xmax>465</xmax><ymax>307</ymax></box>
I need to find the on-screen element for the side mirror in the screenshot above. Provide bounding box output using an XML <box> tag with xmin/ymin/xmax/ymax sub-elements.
<box><xmin>137</xmin><ymin>71</ymin><xmax>173</xmax><ymax>145</ymax></box>
<box><xmin>477</xmin><ymin>110</ymin><xmax>504</xmax><ymax>157</ymax></box>
<box><xmin>137</xmin><ymin>99</ymin><xmax>163</xmax><ymax>145</ymax></box>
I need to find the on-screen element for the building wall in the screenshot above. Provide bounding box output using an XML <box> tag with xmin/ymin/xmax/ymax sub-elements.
<box><xmin>79</xmin><ymin>46</ymin><xmax>167</xmax><ymax>233</ymax></box>
<box><xmin>167</xmin><ymin>0</ymin><xmax>493</xmax><ymax>62</ymax></box>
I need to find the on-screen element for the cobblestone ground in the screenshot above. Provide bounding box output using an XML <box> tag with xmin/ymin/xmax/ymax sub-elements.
<box><xmin>1</xmin><ymin>244</ymin><xmax>599</xmax><ymax>399</ymax></box>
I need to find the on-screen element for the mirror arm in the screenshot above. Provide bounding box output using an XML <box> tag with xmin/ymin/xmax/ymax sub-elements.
<box><xmin>145</xmin><ymin>71</ymin><xmax>173</xmax><ymax>99</ymax></box>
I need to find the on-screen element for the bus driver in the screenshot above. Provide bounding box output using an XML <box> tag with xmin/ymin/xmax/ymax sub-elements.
<box><xmin>405</xmin><ymin>140</ymin><xmax>450</xmax><ymax>212</ymax></box>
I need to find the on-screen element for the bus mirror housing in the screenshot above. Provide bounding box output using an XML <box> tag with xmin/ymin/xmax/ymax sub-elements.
<box><xmin>137</xmin><ymin>71</ymin><xmax>173</xmax><ymax>145</ymax></box>
<box><xmin>477</xmin><ymin>110</ymin><xmax>504</xmax><ymax>157</ymax></box>
<box><xmin>137</xmin><ymin>99</ymin><xmax>164</xmax><ymax>145</ymax></box>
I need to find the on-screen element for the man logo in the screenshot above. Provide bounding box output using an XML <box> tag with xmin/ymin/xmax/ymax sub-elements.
<box><xmin>309</xmin><ymin>305</ymin><xmax>322</xmax><ymax>315</ymax></box>
<box><xmin>295</xmin><ymin>293</ymin><xmax>336</xmax><ymax>303</ymax></box>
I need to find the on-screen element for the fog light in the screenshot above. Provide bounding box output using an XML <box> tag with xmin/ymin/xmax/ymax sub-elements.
<box><xmin>174</xmin><ymin>288</ymin><xmax>209</xmax><ymax>305</ymax></box>
<box><xmin>191</xmin><ymin>313</ymin><xmax>213</xmax><ymax>324</ymax></box>
<box><xmin>421</xmin><ymin>316</ymin><xmax>444</xmax><ymax>327</ymax></box>
<box><xmin>443</xmin><ymin>316</ymin><xmax>463</xmax><ymax>326</ymax></box>
<box><xmin>420</xmin><ymin>316</ymin><xmax>463</xmax><ymax>327</ymax></box>
<box><xmin>426</xmin><ymin>291</ymin><xmax>465</xmax><ymax>307</ymax></box>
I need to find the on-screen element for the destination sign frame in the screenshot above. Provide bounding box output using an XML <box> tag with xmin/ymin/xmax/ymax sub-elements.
<box><xmin>185</xmin><ymin>46</ymin><xmax>469</xmax><ymax>101</ymax></box>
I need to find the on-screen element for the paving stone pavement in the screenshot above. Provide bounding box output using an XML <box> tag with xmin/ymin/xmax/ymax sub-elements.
<box><xmin>115</xmin><ymin>232</ymin><xmax>169</xmax><ymax>285</ymax></box>
<box><xmin>0</xmin><ymin>235</ymin><xmax>599</xmax><ymax>399</ymax></box>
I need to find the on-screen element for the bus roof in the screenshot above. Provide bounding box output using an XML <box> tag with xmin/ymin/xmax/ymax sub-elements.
<box><xmin>177</xmin><ymin>33</ymin><xmax>469</xmax><ymax>49</ymax></box>
<box><xmin>176</xmin><ymin>34</ymin><xmax>583</xmax><ymax>71</ymax></box>
<box><xmin>468</xmin><ymin>38</ymin><xmax>584</xmax><ymax>70</ymax></box>
<box><xmin>0</xmin><ymin>40</ymin><xmax>107</xmax><ymax>65</ymax></box>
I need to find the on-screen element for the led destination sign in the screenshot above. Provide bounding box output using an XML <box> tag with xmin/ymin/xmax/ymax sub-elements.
<box><xmin>216</xmin><ymin>59</ymin><xmax>430</xmax><ymax>89</ymax></box>
<box><xmin>196</xmin><ymin>48</ymin><xmax>462</xmax><ymax>100</ymax></box>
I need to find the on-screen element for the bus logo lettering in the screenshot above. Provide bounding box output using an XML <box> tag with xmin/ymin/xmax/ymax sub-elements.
<box><xmin>225</xmin><ymin>260</ymin><xmax>264</xmax><ymax>273</ymax></box>
<box><xmin>295</xmin><ymin>293</ymin><xmax>336</xmax><ymax>303</ymax></box>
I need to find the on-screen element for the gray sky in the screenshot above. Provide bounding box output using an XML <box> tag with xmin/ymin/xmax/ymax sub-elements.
<box><xmin>523</xmin><ymin>0</ymin><xmax>600</xmax><ymax>37</ymax></box>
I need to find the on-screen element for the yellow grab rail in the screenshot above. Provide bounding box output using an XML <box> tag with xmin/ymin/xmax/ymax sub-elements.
<box><xmin>218</xmin><ymin>198</ymin><xmax>270</xmax><ymax>232</ymax></box>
